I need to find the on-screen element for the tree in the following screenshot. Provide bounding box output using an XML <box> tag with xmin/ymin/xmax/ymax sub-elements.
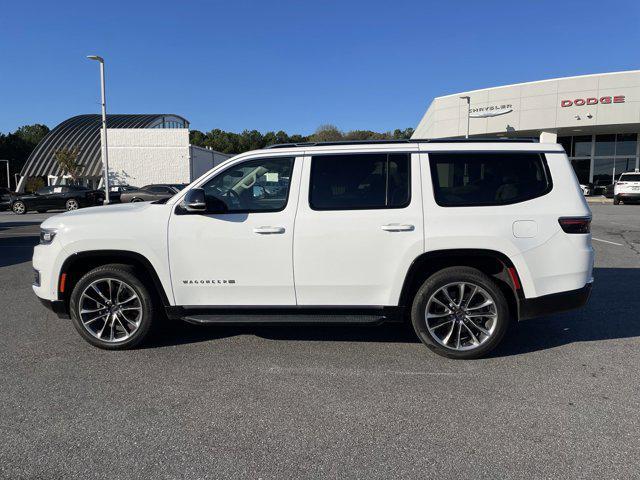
<box><xmin>309</xmin><ymin>124</ymin><xmax>343</xmax><ymax>143</ymax></box>
<box><xmin>54</xmin><ymin>145</ymin><xmax>83</xmax><ymax>182</ymax></box>
<box><xmin>15</xmin><ymin>124</ymin><xmax>50</xmax><ymax>146</ymax></box>
<box><xmin>0</xmin><ymin>123</ymin><xmax>51</xmax><ymax>189</ymax></box>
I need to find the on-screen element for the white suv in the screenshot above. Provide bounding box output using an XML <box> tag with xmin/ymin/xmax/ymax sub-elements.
<box><xmin>33</xmin><ymin>139</ymin><xmax>594</xmax><ymax>359</ymax></box>
<box><xmin>613</xmin><ymin>171</ymin><xmax>640</xmax><ymax>204</ymax></box>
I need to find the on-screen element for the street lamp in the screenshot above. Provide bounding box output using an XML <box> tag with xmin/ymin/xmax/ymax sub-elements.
<box><xmin>87</xmin><ymin>55</ymin><xmax>110</xmax><ymax>204</ymax></box>
<box><xmin>460</xmin><ymin>96</ymin><xmax>471</xmax><ymax>139</ymax></box>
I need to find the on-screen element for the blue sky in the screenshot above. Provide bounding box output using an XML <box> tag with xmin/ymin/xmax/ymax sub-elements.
<box><xmin>1</xmin><ymin>0</ymin><xmax>639</xmax><ymax>135</ymax></box>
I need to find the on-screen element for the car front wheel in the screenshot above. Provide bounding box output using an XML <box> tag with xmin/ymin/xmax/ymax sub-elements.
<box><xmin>411</xmin><ymin>267</ymin><xmax>510</xmax><ymax>359</ymax></box>
<box><xmin>69</xmin><ymin>264</ymin><xmax>156</xmax><ymax>349</ymax></box>
<box><xmin>12</xmin><ymin>201</ymin><xmax>26</xmax><ymax>215</ymax></box>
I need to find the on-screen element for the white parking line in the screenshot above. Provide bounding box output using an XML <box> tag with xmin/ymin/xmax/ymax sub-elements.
<box><xmin>592</xmin><ymin>237</ymin><xmax>624</xmax><ymax>246</ymax></box>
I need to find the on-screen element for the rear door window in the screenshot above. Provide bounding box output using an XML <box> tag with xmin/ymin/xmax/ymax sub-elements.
<box><xmin>619</xmin><ymin>174</ymin><xmax>640</xmax><ymax>182</ymax></box>
<box><xmin>309</xmin><ymin>153</ymin><xmax>410</xmax><ymax>210</ymax></box>
<box><xmin>429</xmin><ymin>152</ymin><xmax>552</xmax><ymax>207</ymax></box>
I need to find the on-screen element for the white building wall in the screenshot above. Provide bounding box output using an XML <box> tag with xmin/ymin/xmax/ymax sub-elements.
<box><xmin>412</xmin><ymin>70</ymin><xmax>640</xmax><ymax>139</ymax></box>
<box><xmin>189</xmin><ymin>146</ymin><xmax>232</xmax><ymax>181</ymax></box>
<box><xmin>107</xmin><ymin>129</ymin><xmax>191</xmax><ymax>186</ymax></box>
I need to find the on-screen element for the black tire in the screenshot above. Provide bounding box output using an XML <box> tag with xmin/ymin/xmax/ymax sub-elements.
<box><xmin>12</xmin><ymin>201</ymin><xmax>27</xmax><ymax>215</ymax></box>
<box><xmin>69</xmin><ymin>264</ymin><xmax>156</xmax><ymax>350</ymax></box>
<box><xmin>411</xmin><ymin>266</ymin><xmax>510</xmax><ymax>359</ymax></box>
<box><xmin>613</xmin><ymin>196</ymin><xmax>620</xmax><ymax>205</ymax></box>
<box><xmin>131</xmin><ymin>198</ymin><xmax>143</xmax><ymax>203</ymax></box>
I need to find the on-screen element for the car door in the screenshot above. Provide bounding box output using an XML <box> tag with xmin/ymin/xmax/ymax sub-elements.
<box><xmin>168</xmin><ymin>155</ymin><xmax>302</xmax><ymax>306</ymax></box>
<box><xmin>33</xmin><ymin>186</ymin><xmax>55</xmax><ymax>210</ymax></box>
<box><xmin>51</xmin><ymin>186</ymin><xmax>69</xmax><ymax>209</ymax></box>
<box><xmin>293</xmin><ymin>151</ymin><xmax>424</xmax><ymax>306</ymax></box>
<box><xmin>149</xmin><ymin>186</ymin><xmax>174</xmax><ymax>200</ymax></box>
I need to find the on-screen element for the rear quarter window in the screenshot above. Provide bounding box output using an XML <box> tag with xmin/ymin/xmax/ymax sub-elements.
<box><xmin>429</xmin><ymin>152</ymin><xmax>552</xmax><ymax>207</ymax></box>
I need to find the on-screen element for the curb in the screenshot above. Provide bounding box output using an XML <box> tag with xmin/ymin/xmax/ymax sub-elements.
<box><xmin>586</xmin><ymin>196</ymin><xmax>613</xmax><ymax>204</ymax></box>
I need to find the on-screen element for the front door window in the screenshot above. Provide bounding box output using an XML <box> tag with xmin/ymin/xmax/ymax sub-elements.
<box><xmin>202</xmin><ymin>157</ymin><xmax>294</xmax><ymax>213</ymax></box>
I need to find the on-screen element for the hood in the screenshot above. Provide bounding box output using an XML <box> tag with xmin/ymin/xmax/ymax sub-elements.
<box><xmin>41</xmin><ymin>201</ymin><xmax>157</xmax><ymax>229</ymax></box>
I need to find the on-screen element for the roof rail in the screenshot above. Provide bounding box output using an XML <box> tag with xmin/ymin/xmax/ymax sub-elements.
<box><xmin>265</xmin><ymin>137</ymin><xmax>540</xmax><ymax>149</ymax></box>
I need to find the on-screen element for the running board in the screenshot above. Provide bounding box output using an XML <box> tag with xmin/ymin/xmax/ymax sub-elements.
<box><xmin>166</xmin><ymin>306</ymin><xmax>403</xmax><ymax>325</ymax></box>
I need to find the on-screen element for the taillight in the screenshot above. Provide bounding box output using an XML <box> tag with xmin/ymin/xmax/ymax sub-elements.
<box><xmin>558</xmin><ymin>217</ymin><xmax>591</xmax><ymax>234</ymax></box>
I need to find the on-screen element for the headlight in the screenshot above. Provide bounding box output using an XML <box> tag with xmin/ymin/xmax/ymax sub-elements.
<box><xmin>40</xmin><ymin>228</ymin><xmax>57</xmax><ymax>245</ymax></box>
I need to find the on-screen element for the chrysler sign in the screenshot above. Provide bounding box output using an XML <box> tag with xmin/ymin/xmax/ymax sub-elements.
<box><xmin>469</xmin><ymin>104</ymin><xmax>513</xmax><ymax>118</ymax></box>
<box><xmin>561</xmin><ymin>95</ymin><xmax>625</xmax><ymax>107</ymax></box>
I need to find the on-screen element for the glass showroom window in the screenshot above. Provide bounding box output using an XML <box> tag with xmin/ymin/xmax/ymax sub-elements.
<box><xmin>615</xmin><ymin>133</ymin><xmax>637</xmax><ymax>156</ymax></box>
<box><xmin>595</xmin><ymin>134</ymin><xmax>616</xmax><ymax>156</ymax></box>
<box><xmin>571</xmin><ymin>159</ymin><xmax>590</xmax><ymax>184</ymax></box>
<box><xmin>573</xmin><ymin>136</ymin><xmax>592</xmax><ymax>157</ymax></box>
<box><xmin>592</xmin><ymin>158</ymin><xmax>615</xmax><ymax>187</ymax></box>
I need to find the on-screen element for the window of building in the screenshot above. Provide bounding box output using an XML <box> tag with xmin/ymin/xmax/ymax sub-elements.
<box><xmin>573</xmin><ymin>136</ymin><xmax>592</xmax><ymax>157</ymax></box>
<box><xmin>309</xmin><ymin>153</ymin><xmax>410</xmax><ymax>210</ymax></box>
<box><xmin>428</xmin><ymin>152</ymin><xmax>551</xmax><ymax>207</ymax></box>
<box><xmin>614</xmin><ymin>158</ymin><xmax>636</xmax><ymax>179</ymax></box>
<box><xmin>592</xmin><ymin>158</ymin><xmax>615</xmax><ymax>186</ymax></box>
<box><xmin>571</xmin><ymin>159</ymin><xmax>590</xmax><ymax>184</ymax></box>
<box><xmin>616</xmin><ymin>133</ymin><xmax>637</xmax><ymax>156</ymax></box>
<box><xmin>202</xmin><ymin>157</ymin><xmax>294</xmax><ymax>213</ymax></box>
<box><xmin>595</xmin><ymin>134</ymin><xmax>616</xmax><ymax>156</ymax></box>
<box><xmin>558</xmin><ymin>137</ymin><xmax>572</xmax><ymax>156</ymax></box>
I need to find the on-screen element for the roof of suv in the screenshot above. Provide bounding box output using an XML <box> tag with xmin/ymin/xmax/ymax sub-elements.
<box><xmin>265</xmin><ymin>137</ymin><xmax>540</xmax><ymax>149</ymax></box>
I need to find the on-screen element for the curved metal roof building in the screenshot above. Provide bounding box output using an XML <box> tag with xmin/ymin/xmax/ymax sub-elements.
<box><xmin>20</xmin><ymin>114</ymin><xmax>189</xmax><ymax>178</ymax></box>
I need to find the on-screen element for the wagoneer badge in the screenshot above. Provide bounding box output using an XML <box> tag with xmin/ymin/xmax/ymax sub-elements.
<box><xmin>183</xmin><ymin>279</ymin><xmax>236</xmax><ymax>285</ymax></box>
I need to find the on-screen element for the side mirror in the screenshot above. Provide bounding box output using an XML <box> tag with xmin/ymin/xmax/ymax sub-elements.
<box><xmin>182</xmin><ymin>188</ymin><xmax>207</xmax><ymax>213</ymax></box>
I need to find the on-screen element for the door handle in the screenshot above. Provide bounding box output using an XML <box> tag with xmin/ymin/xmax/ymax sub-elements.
<box><xmin>253</xmin><ymin>226</ymin><xmax>286</xmax><ymax>234</ymax></box>
<box><xmin>381</xmin><ymin>224</ymin><xmax>415</xmax><ymax>232</ymax></box>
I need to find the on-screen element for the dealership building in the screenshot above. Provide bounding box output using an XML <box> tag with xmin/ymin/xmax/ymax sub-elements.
<box><xmin>18</xmin><ymin>114</ymin><xmax>230</xmax><ymax>192</ymax></box>
<box><xmin>412</xmin><ymin>70</ymin><xmax>640</xmax><ymax>186</ymax></box>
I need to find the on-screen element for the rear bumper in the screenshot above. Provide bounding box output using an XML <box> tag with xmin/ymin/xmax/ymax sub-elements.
<box><xmin>518</xmin><ymin>282</ymin><xmax>592</xmax><ymax>321</ymax></box>
<box><xmin>38</xmin><ymin>297</ymin><xmax>70</xmax><ymax>319</ymax></box>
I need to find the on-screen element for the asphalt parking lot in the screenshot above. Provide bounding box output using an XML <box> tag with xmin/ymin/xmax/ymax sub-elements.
<box><xmin>1</xmin><ymin>205</ymin><xmax>639</xmax><ymax>479</ymax></box>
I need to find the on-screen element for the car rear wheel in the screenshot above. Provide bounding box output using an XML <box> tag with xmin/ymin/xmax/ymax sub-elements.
<box><xmin>411</xmin><ymin>267</ymin><xmax>510</xmax><ymax>359</ymax></box>
<box><xmin>69</xmin><ymin>264</ymin><xmax>156</xmax><ymax>349</ymax></box>
<box><xmin>66</xmin><ymin>198</ymin><xmax>79</xmax><ymax>211</ymax></box>
<box><xmin>12</xmin><ymin>201</ymin><xmax>26</xmax><ymax>215</ymax></box>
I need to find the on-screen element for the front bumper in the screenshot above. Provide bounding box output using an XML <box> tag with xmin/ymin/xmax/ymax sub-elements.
<box><xmin>518</xmin><ymin>282</ymin><xmax>592</xmax><ymax>321</ymax></box>
<box><xmin>38</xmin><ymin>297</ymin><xmax>70</xmax><ymax>319</ymax></box>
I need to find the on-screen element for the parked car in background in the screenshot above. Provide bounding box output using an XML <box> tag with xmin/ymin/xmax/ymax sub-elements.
<box><xmin>579</xmin><ymin>184</ymin><xmax>592</xmax><ymax>196</ymax></box>
<box><xmin>603</xmin><ymin>183</ymin><xmax>615</xmax><ymax>199</ymax></box>
<box><xmin>0</xmin><ymin>187</ymin><xmax>16</xmax><ymax>211</ymax></box>
<box><xmin>105</xmin><ymin>185</ymin><xmax>139</xmax><ymax>203</ymax></box>
<box><xmin>613</xmin><ymin>172</ymin><xmax>640</xmax><ymax>204</ymax></box>
<box><xmin>119</xmin><ymin>184</ymin><xmax>185</xmax><ymax>203</ymax></box>
<box><xmin>11</xmin><ymin>185</ymin><xmax>104</xmax><ymax>215</ymax></box>
<box><xmin>591</xmin><ymin>179</ymin><xmax>611</xmax><ymax>196</ymax></box>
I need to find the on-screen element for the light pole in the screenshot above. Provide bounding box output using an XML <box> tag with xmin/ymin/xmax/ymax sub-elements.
<box><xmin>460</xmin><ymin>96</ymin><xmax>471</xmax><ymax>139</ymax></box>
<box><xmin>87</xmin><ymin>55</ymin><xmax>110</xmax><ymax>204</ymax></box>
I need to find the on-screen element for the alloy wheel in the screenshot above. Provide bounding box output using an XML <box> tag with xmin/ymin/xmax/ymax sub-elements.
<box><xmin>78</xmin><ymin>278</ymin><xmax>143</xmax><ymax>343</ymax></box>
<box><xmin>425</xmin><ymin>282</ymin><xmax>498</xmax><ymax>351</ymax></box>
<box><xmin>12</xmin><ymin>202</ymin><xmax>25</xmax><ymax>214</ymax></box>
<box><xmin>66</xmin><ymin>199</ymin><xmax>79</xmax><ymax>211</ymax></box>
